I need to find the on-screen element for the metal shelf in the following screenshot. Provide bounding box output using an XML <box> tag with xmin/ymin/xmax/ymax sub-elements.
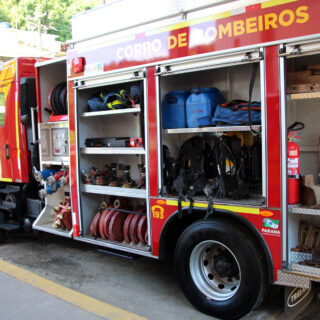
<box><xmin>288</xmin><ymin>92</ymin><xmax>320</xmax><ymax>100</ymax></box>
<box><xmin>85</xmin><ymin>235</ymin><xmax>150</xmax><ymax>251</ymax></box>
<box><xmin>33</xmin><ymin>222</ymin><xmax>73</xmax><ymax>238</ymax></box>
<box><xmin>300</xmin><ymin>146</ymin><xmax>318</xmax><ymax>152</ymax></box>
<box><xmin>75</xmin><ymin>236</ymin><xmax>153</xmax><ymax>258</ymax></box>
<box><xmin>289</xmin><ymin>205</ymin><xmax>320</xmax><ymax>216</ymax></box>
<box><xmin>163</xmin><ymin>125</ymin><xmax>261</xmax><ymax>134</ymax></box>
<box><xmin>289</xmin><ymin>252</ymin><xmax>320</xmax><ymax>277</ymax></box>
<box><xmin>80</xmin><ymin>107</ymin><xmax>140</xmax><ymax>118</ymax></box>
<box><xmin>81</xmin><ymin>147</ymin><xmax>145</xmax><ymax>155</ymax></box>
<box><xmin>291</xmin><ymin>263</ymin><xmax>320</xmax><ymax>277</ymax></box>
<box><xmin>32</xmin><ymin>203</ymin><xmax>73</xmax><ymax>238</ymax></box>
<box><xmin>81</xmin><ymin>184</ymin><xmax>147</xmax><ymax>199</ymax></box>
<box><xmin>41</xmin><ymin>160</ymin><xmax>70</xmax><ymax>166</ymax></box>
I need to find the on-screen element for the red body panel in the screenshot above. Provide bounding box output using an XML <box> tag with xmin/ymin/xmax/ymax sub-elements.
<box><xmin>0</xmin><ymin>70</ymin><xmax>15</xmax><ymax>181</ymax></box>
<box><xmin>147</xmin><ymin>67</ymin><xmax>158</xmax><ymax>197</ymax></box>
<box><xmin>150</xmin><ymin>198</ymin><xmax>282</xmax><ymax>278</ymax></box>
<box><xmin>68</xmin><ymin>0</ymin><xmax>319</xmax><ymax>76</ymax></box>
<box><xmin>265</xmin><ymin>46</ymin><xmax>281</xmax><ymax>208</ymax></box>
<box><xmin>68</xmin><ymin>82</ymin><xmax>80</xmax><ymax>237</ymax></box>
<box><xmin>35</xmin><ymin>67</ymin><xmax>42</xmax><ymax>123</ymax></box>
<box><xmin>15</xmin><ymin>58</ymin><xmax>36</xmax><ymax>183</ymax></box>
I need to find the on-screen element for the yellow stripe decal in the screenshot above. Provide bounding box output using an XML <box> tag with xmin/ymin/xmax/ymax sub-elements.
<box><xmin>15</xmin><ymin>100</ymin><xmax>20</xmax><ymax>165</ymax></box>
<box><xmin>262</xmin><ymin>0</ymin><xmax>298</xmax><ymax>9</ymax></box>
<box><xmin>146</xmin><ymin>0</ymin><xmax>298</xmax><ymax>37</ymax></box>
<box><xmin>0</xmin><ymin>178</ymin><xmax>13</xmax><ymax>182</ymax></box>
<box><xmin>0</xmin><ymin>259</ymin><xmax>147</xmax><ymax>320</ymax></box>
<box><xmin>165</xmin><ymin>200</ymin><xmax>260</xmax><ymax>215</ymax></box>
<box><xmin>149</xmin><ymin>0</ymin><xmax>301</xmax><ymax>37</ymax></box>
<box><xmin>155</xmin><ymin>11</ymin><xmax>231</xmax><ymax>35</ymax></box>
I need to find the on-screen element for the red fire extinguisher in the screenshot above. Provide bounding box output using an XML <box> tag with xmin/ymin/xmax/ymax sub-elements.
<box><xmin>287</xmin><ymin>122</ymin><xmax>304</xmax><ymax>205</ymax></box>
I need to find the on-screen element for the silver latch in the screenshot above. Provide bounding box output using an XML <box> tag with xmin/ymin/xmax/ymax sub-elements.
<box><xmin>290</xmin><ymin>45</ymin><xmax>302</xmax><ymax>55</ymax></box>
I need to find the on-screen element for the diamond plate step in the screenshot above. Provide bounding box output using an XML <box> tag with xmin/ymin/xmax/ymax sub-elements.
<box><xmin>0</xmin><ymin>187</ymin><xmax>20</xmax><ymax>195</ymax></box>
<box><xmin>0</xmin><ymin>223</ymin><xmax>20</xmax><ymax>231</ymax></box>
<box><xmin>0</xmin><ymin>202</ymin><xmax>16</xmax><ymax>212</ymax></box>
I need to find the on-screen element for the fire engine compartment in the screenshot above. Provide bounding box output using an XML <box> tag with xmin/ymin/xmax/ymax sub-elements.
<box><xmin>286</xmin><ymin>51</ymin><xmax>320</xmax><ymax>274</ymax></box>
<box><xmin>69</xmin><ymin>56</ymin><xmax>268</xmax><ymax>251</ymax></box>
<box><xmin>37</xmin><ymin>58</ymin><xmax>67</xmax><ymax>123</ymax></box>
<box><xmin>158</xmin><ymin>61</ymin><xmax>265</xmax><ymax>206</ymax></box>
<box><xmin>75</xmin><ymin>76</ymin><xmax>150</xmax><ymax>250</ymax></box>
<box><xmin>33</xmin><ymin>58</ymin><xmax>71</xmax><ymax>237</ymax></box>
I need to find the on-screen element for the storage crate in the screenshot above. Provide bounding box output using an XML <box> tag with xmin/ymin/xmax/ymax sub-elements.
<box><xmin>287</xmin><ymin>64</ymin><xmax>320</xmax><ymax>94</ymax></box>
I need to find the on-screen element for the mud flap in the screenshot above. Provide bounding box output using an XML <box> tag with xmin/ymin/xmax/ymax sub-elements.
<box><xmin>284</xmin><ymin>285</ymin><xmax>313</xmax><ymax>317</ymax></box>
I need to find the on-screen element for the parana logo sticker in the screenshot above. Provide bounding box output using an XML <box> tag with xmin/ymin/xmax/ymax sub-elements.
<box><xmin>263</xmin><ymin>218</ymin><xmax>279</xmax><ymax>229</ymax></box>
<box><xmin>262</xmin><ymin>218</ymin><xmax>280</xmax><ymax>236</ymax></box>
<box><xmin>287</xmin><ymin>287</ymin><xmax>311</xmax><ymax>308</ymax></box>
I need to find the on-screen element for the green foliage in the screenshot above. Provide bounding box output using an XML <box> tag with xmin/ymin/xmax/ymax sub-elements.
<box><xmin>0</xmin><ymin>0</ymin><xmax>100</xmax><ymax>42</ymax></box>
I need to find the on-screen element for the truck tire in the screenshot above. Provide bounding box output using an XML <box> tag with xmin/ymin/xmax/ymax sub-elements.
<box><xmin>174</xmin><ymin>219</ymin><xmax>267</xmax><ymax>320</ymax></box>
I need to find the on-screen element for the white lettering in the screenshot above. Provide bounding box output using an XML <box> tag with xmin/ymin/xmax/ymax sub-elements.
<box><xmin>205</xmin><ymin>26</ymin><xmax>218</xmax><ymax>42</ymax></box>
<box><xmin>134</xmin><ymin>43</ymin><xmax>143</xmax><ymax>57</ymax></box>
<box><xmin>152</xmin><ymin>39</ymin><xmax>162</xmax><ymax>53</ymax></box>
<box><xmin>125</xmin><ymin>45</ymin><xmax>134</xmax><ymax>58</ymax></box>
<box><xmin>117</xmin><ymin>39</ymin><xmax>163</xmax><ymax>61</ymax></box>
<box><xmin>190</xmin><ymin>28</ymin><xmax>205</xmax><ymax>47</ymax></box>
<box><xmin>116</xmin><ymin>47</ymin><xmax>124</xmax><ymax>60</ymax></box>
<box><xmin>262</xmin><ymin>228</ymin><xmax>281</xmax><ymax>236</ymax></box>
<box><xmin>143</xmin><ymin>41</ymin><xmax>152</xmax><ymax>56</ymax></box>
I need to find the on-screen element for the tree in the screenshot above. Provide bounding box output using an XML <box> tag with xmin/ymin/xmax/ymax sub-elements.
<box><xmin>0</xmin><ymin>0</ymin><xmax>100</xmax><ymax>42</ymax></box>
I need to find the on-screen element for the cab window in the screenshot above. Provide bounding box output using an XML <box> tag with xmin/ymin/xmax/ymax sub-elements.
<box><xmin>0</xmin><ymin>93</ymin><xmax>5</xmax><ymax>127</ymax></box>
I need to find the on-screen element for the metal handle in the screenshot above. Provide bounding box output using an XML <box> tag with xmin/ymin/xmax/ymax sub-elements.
<box><xmin>5</xmin><ymin>144</ymin><xmax>9</xmax><ymax>159</ymax></box>
<box><xmin>31</xmin><ymin>107</ymin><xmax>38</xmax><ymax>144</ymax></box>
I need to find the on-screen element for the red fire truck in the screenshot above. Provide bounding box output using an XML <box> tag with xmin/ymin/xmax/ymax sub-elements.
<box><xmin>2</xmin><ymin>0</ymin><xmax>320</xmax><ymax>318</ymax></box>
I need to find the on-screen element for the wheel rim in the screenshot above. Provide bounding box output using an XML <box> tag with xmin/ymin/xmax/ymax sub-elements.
<box><xmin>190</xmin><ymin>240</ymin><xmax>241</xmax><ymax>301</ymax></box>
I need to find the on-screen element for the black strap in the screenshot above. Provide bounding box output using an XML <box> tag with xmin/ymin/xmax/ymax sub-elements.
<box><xmin>288</xmin><ymin>121</ymin><xmax>304</xmax><ymax>132</ymax></box>
<box><xmin>204</xmin><ymin>197</ymin><xmax>214</xmax><ymax>219</ymax></box>
<box><xmin>225</xmin><ymin>99</ymin><xmax>248</xmax><ymax>107</ymax></box>
<box><xmin>178</xmin><ymin>192</ymin><xmax>183</xmax><ymax>219</ymax></box>
<box><xmin>248</xmin><ymin>63</ymin><xmax>259</xmax><ymax>134</ymax></box>
<box><xmin>188</xmin><ymin>198</ymin><xmax>194</xmax><ymax>214</ymax></box>
<box><xmin>139</xmin><ymin>83</ymin><xmax>145</xmax><ymax>148</ymax></box>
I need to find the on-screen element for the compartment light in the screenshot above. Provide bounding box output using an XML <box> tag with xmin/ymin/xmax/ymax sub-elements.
<box><xmin>72</xmin><ymin>57</ymin><xmax>86</xmax><ymax>73</ymax></box>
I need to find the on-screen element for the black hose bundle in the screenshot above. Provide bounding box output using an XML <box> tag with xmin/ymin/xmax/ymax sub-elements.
<box><xmin>48</xmin><ymin>82</ymin><xmax>67</xmax><ymax>115</ymax></box>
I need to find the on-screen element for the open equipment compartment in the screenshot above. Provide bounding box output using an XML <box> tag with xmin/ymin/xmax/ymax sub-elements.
<box><xmin>33</xmin><ymin>57</ymin><xmax>72</xmax><ymax>237</ymax></box>
<box><xmin>157</xmin><ymin>50</ymin><xmax>266</xmax><ymax>207</ymax></box>
<box><xmin>36</xmin><ymin>57</ymin><xmax>68</xmax><ymax>123</ymax></box>
<box><xmin>74</xmin><ymin>69</ymin><xmax>150</xmax><ymax>252</ymax></box>
<box><xmin>282</xmin><ymin>40</ymin><xmax>320</xmax><ymax>275</ymax></box>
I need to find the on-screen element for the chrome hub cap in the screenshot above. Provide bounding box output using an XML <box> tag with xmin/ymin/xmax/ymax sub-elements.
<box><xmin>190</xmin><ymin>240</ymin><xmax>241</xmax><ymax>301</ymax></box>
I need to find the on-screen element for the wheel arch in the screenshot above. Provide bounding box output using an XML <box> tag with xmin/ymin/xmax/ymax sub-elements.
<box><xmin>158</xmin><ymin>207</ymin><xmax>274</xmax><ymax>284</ymax></box>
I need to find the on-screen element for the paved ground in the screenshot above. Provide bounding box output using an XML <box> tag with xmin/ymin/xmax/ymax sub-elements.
<box><xmin>0</xmin><ymin>232</ymin><xmax>318</xmax><ymax>320</ymax></box>
<box><xmin>0</xmin><ymin>272</ymin><xmax>105</xmax><ymax>320</ymax></box>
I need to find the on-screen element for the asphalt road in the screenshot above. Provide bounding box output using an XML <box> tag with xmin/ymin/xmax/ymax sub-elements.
<box><xmin>0</xmin><ymin>232</ymin><xmax>318</xmax><ymax>320</ymax></box>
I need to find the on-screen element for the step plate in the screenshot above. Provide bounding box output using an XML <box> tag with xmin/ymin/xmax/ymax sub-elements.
<box><xmin>0</xmin><ymin>187</ymin><xmax>20</xmax><ymax>195</ymax></box>
<box><xmin>0</xmin><ymin>203</ymin><xmax>15</xmax><ymax>212</ymax></box>
<box><xmin>0</xmin><ymin>223</ymin><xmax>20</xmax><ymax>231</ymax></box>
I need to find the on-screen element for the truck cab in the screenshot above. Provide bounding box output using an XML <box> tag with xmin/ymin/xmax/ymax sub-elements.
<box><xmin>0</xmin><ymin>57</ymin><xmax>40</xmax><ymax>239</ymax></box>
